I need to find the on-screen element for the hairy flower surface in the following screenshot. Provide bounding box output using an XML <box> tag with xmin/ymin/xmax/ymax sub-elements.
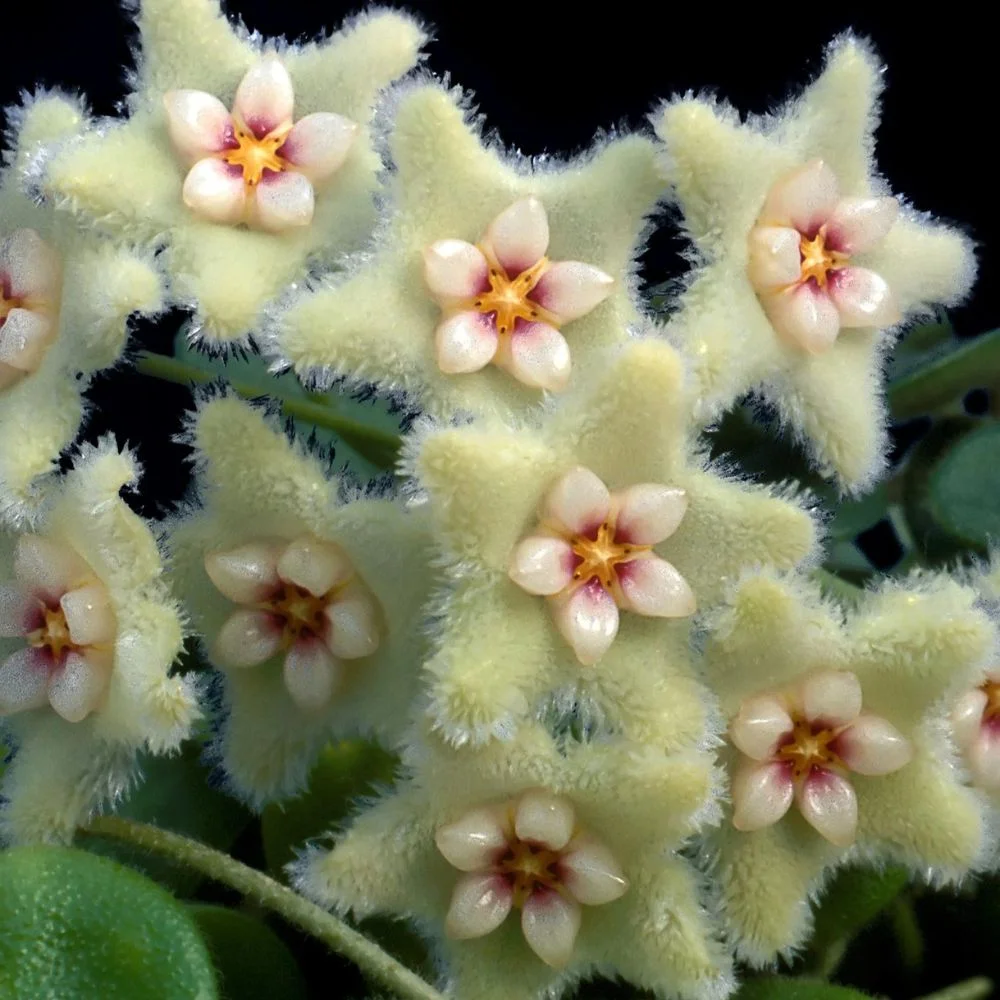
<box><xmin>168</xmin><ymin>395</ymin><xmax>433</xmax><ymax>806</ymax></box>
<box><xmin>654</xmin><ymin>37</ymin><xmax>976</xmax><ymax>489</ymax></box>
<box><xmin>702</xmin><ymin>572</ymin><xmax>994</xmax><ymax>963</ymax></box>
<box><xmin>267</xmin><ymin>80</ymin><xmax>664</xmax><ymax>419</ymax></box>
<box><xmin>295</xmin><ymin>724</ymin><xmax>731</xmax><ymax>1000</ymax></box>
<box><xmin>0</xmin><ymin>442</ymin><xmax>197</xmax><ymax>843</ymax></box>
<box><xmin>0</xmin><ymin>94</ymin><xmax>163</xmax><ymax>521</ymax></box>
<box><xmin>408</xmin><ymin>337</ymin><xmax>818</xmax><ymax>747</ymax></box>
<box><xmin>40</xmin><ymin>0</ymin><xmax>425</xmax><ymax>345</ymax></box>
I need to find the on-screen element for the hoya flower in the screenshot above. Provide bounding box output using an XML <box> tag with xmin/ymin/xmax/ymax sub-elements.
<box><xmin>654</xmin><ymin>36</ymin><xmax>976</xmax><ymax>489</ymax></box>
<box><xmin>424</xmin><ymin>197</ymin><xmax>612</xmax><ymax>389</ymax></box>
<box><xmin>41</xmin><ymin>0</ymin><xmax>425</xmax><ymax>346</ymax></box>
<box><xmin>0</xmin><ymin>441</ymin><xmax>198</xmax><ymax>844</ymax></box>
<box><xmin>407</xmin><ymin>337</ymin><xmax>818</xmax><ymax>747</ymax></box>
<box><xmin>0</xmin><ymin>93</ymin><xmax>164</xmax><ymax>521</ymax></box>
<box><xmin>702</xmin><ymin>571</ymin><xmax>994</xmax><ymax>963</ymax></box>
<box><xmin>952</xmin><ymin>671</ymin><xmax>1000</xmax><ymax>791</ymax></box>
<box><xmin>266</xmin><ymin>79</ymin><xmax>665</xmax><ymax>419</ymax></box>
<box><xmin>296</xmin><ymin>723</ymin><xmax>731</xmax><ymax>1000</ymax></box>
<box><xmin>167</xmin><ymin>394</ymin><xmax>433</xmax><ymax>806</ymax></box>
<box><xmin>164</xmin><ymin>56</ymin><xmax>357</xmax><ymax>231</ymax></box>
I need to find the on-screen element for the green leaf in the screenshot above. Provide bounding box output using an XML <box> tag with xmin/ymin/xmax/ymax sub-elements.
<box><xmin>735</xmin><ymin>976</ymin><xmax>875</xmax><ymax>999</ymax></box>
<box><xmin>828</xmin><ymin>483</ymin><xmax>891</xmax><ymax>542</ymax></box>
<box><xmin>187</xmin><ymin>904</ymin><xmax>309</xmax><ymax>1000</ymax></box>
<box><xmin>0</xmin><ymin>845</ymin><xmax>218</xmax><ymax>999</ymax></box>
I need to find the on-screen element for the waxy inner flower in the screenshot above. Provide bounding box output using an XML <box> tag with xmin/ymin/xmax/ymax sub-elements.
<box><xmin>205</xmin><ymin>535</ymin><xmax>380</xmax><ymax>712</ymax></box>
<box><xmin>0</xmin><ymin>229</ymin><xmax>61</xmax><ymax>391</ymax></box>
<box><xmin>164</xmin><ymin>55</ymin><xmax>358</xmax><ymax>232</ymax></box>
<box><xmin>730</xmin><ymin>670</ymin><xmax>912</xmax><ymax>846</ymax></box>
<box><xmin>422</xmin><ymin>197</ymin><xmax>614</xmax><ymax>390</ymax></box>
<box><xmin>952</xmin><ymin>671</ymin><xmax>1000</xmax><ymax>790</ymax></box>
<box><xmin>748</xmin><ymin>159</ymin><xmax>900</xmax><ymax>353</ymax></box>
<box><xmin>0</xmin><ymin>535</ymin><xmax>116</xmax><ymax>722</ymax></box>
<box><xmin>435</xmin><ymin>788</ymin><xmax>628</xmax><ymax>969</ymax></box>
<box><xmin>508</xmin><ymin>467</ymin><xmax>695</xmax><ymax>665</ymax></box>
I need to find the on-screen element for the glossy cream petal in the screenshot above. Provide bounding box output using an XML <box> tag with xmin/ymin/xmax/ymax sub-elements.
<box><xmin>60</xmin><ymin>583</ymin><xmax>116</xmax><ymax>647</ymax></box>
<box><xmin>560</xmin><ymin>836</ymin><xmax>629</xmax><ymax>905</ymax></box>
<box><xmin>763</xmin><ymin>283</ymin><xmax>841</xmax><ymax>353</ymax></box>
<box><xmin>233</xmin><ymin>56</ymin><xmax>295</xmax><ymax>137</ymax></box>
<box><xmin>731</xmin><ymin>760</ymin><xmax>794</xmax><ymax>832</ymax></box>
<box><xmin>968</xmin><ymin>730</ymin><xmax>1000</xmax><ymax>790</ymax></box>
<box><xmin>434</xmin><ymin>311</ymin><xmax>497</xmax><ymax>374</ymax></box>
<box><xmin>730</xmin><ymin>695</ymin><xmax>794</xmax><ymax>761</ymax></box>
<box><xmin>514</xmin><ymin>789</ymin><xmax>575</xmax><ymax>850</ymax></box>
<box><xmin>836</xmin><ymin>714</ymin><xmax>913</xmax><ymax>776</ymax></box>
<box><xmin>14</xmin><ymin>536</ymin><xmax>91</xmax><ymax>603</ymax></box>
<box><xmin>252</xmin><ymin>170</ymin><xmax>316</xmax><ymax>231</ymax></box>
<box><xmin>760</xmin><ymin>159</ymin><xmax>840</xmax><ymax>233</ymax></box>
<box><xmin>497</xmin><ymin>321</ymin><xmax>571</xmax><ymax>391</ymax></box>
<box><xmin>796</xmin><ymin>767</ymin><xmax>858</xmax><ymax>847</ymax></box>
<box><xmin>423</xmin><ymin>240</ymin><xmax>489</xmax><ymax>301</ymax></box>
<box><xmin>277</xmin><ymin>536</ymin><xmax>353</xmax><ymax>597</ymax></box>
<box><xmin>747</xmin><ymin>226</ymin><xmax>802</xmax><ymax>290</ymax></box>
<box><xmin>521</xmin><ymin>891</ymin><xmax>581</xmax><ymax>969</ymax></box>
<box><xmin>323</xmin><ymin>592</ymin><xmax>380</xmax><ymax>660</ymax></box>
<box><xmin>0</xmin><ymin>647</ymin><xmax>50</xmax><ymax>715</ymax></box>
<box><xmin>47</xmin><ymin>651</ymin><xmax>109</xmax><ymax>723</ymax></box>
<box><xmin>550</xmin><ymin>580</ymin><xmax>619</xmax><ymax>666</ymax></box>
<box><xmin>214</xmin><ymin>608</ymin><xmax>284</xmax><ymax>668</ymax></box>
<box><xmin>162</xmin><ymin>90</ymin><xmax>234</xmax><ymax>162</ymax></box>
<box><xmin>828</xmin><ymin>266</ymin><xmax>900</xmax><ymax>328</ymax></box>
<box><xmin>280</xmin><ymin>112</ymin><xmax>358</xmax><ymax>182</ymax></box>
<box><xmin>435</xmin><ymin>806</ymin><xmax>510</xmax><ymax>872</ymax></box>
<box><xmin>0</xmin><ymin>585</ymin><xmax>38</xmax><ymax>638</ymax></box>
<box><xmin>544</xmin><ymin>467</ymin><xmax>611</xmax><ymax>536</ymax></box>
<box><xmin>616</xmin><ymin>556</ymin><xmax>696</xmax><ymax>618</ymax></box>
<box><xmin>204</xmin><ymin>541</ymin><xmax>284</xmax><ymax>604</ymax></box>
<box><xmin>445</xmin><ymin>872</ymin><xmax>513</xmax><ymax>940</ymax></box>
<box><xmin>826</xmin><ymin>196</ymin><xmax>899</xmax><ymax>254</ymax></box>
<box><xmin>529</xmin><ymin>261</ymin><xmax>614</xmax><ymax>322</ymax></box>
<box><xmin>614</xmin><ymin>484</ymin><xmax>688</xmax><ymax>545</ymax></box>
<box><xmin>282</xmin><ymin>640</ymin><xmax>343</xmax><ymax>712</ymax></box>
<box><xmin>182</xmin><ymin>157</ymin><xmax>247</xmax><ymax>224</ymax></box>
<box><xmin>0</xmin><ymin>309</ymin><xmax>52</xmax><ymax>371</ymax></box>
<box><xmin>0</xmin><ymin>228</ymin><xmax>61</xmax><ymax>300</ymax></box>
<box><xmin>801</xmin><ymin>670</ymin><xmax>863</xmax><ymax>727</ymax></box>
<box><xmin>485</xmin><ymin>196</ymin><xmax>549</xmax><ymax>276</ymax></box>
<box><xmin>952</xmin><ymin>689</ymin><xmax>988</xmax><ymax>749</ymax></box>
<box><xmin>508</xmin><ymin>535</ymin><xmax>574</xmax><ymax>596</ymax></box>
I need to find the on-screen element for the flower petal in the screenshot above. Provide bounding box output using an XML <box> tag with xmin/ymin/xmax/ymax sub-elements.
<box><xmin>434</xmin><ymin>311</ymin><xmax>497</xmax><ymax>374</ymax></box>
<box><xmin>182</xmin><ymin>158</ymin><xmax>247</xmax><ymax>225</ymax></box>
<box><xmin>252</xmin><ymin>170</ymin><xmax>315</xmax><ymax>231</ymax></box>
<box><xmin>835</xmin><ymin>714</ymin><xmax>913</xmax><ymax>776</ymax></box>
<box><xmin>445</xmin><ymin>872</ymin><xmax>513</xmax><ymax>940</ymax></box>
<box><xmin>514</xmin><ymin>789</ymin><xmax>575</xmax><ymax>850</ymax></box>
<box><xmin>827</xmin><ymin>266</ymin><xmax>900</xmax><ymax>328</ymax></box>
<box><xmin>48</xmin><ymin>650</ymin><xmax>109</xmax><ymax>723</ymax></box>
<box><xmin>423</xmin><ymin>240</ymin><xmax>489</xmax><ymax>301</ymax></box>
<box><xmin>0</xmin><ymin>647</ymin><xmax>50</xmax><ymax>715</ymax></box>
<box><xmin>485</xmin><ymin>196</ymin><xmax>549</xmax><ymax>276</ymax></box>
<box><xmin>0</xmin><ymin>584</ymin><xmax>40</xmax><ymax>638</ymax></box>
<box><xmin>550</xmin><ymin>579</ymin><xmax>619</xmax><ymax>666</ymax></box>
<box><xmin>730</xmin><ymin>695</ymin><xmax>794</xmax><ymax>761</ymax></box>
<box><xmin>282</xmin><ymin>639</ymin><xmax>343</xmax><ymax>712</ymax></box>
<box><xmin>233</xmin><ymin>56</ymin><xmax>294</xmax><ymax>138</ymax></box>
<box><xmin>544</xmin><ymin>467</ymin><xmax>611</xmax><ymax>536</ymax></box>
<box><xmin>968</xmin><ymin>727</ymin><xmax>1000</xmax><ymax>790</ymax></box>
<box><xmin>952</xmin><ymin>689</ymin><xmax>989</xmax><ymax>749</ymax></box>
<box><xmin>731</xmin><ymin>760</ymin><xmax>794</xmax><ymax>832</ymax></box>
<box><xmin>801</xmin><ymin>670</ymin><xmax>863</xmax><ymax>727</ymax></box>
<box><xmin>529</xmin><ymin>261</ymin><xmax>614</xmax><ymax>322</ymax></box>
<box><xmin>205</xmin><ymin>541</ymin><xmax>284</xmax><ymax>604</ymax></box>
<box><xmin>0</xmin><ymin>228</ymin><xmax>61</xmax><ymax>300</ymax></box>
<box><xmin>60</xmin><ymin>583</ymin><xmax>116</xmax><ymax>648</ymax></box>
<box><xmin>615</xmin><ymin>556</ymin><xmax>696</xmax><ymax>618</ymax></box>
<box><xmin>323</xmin><ymin>591</ymin><xmax>380</xmax><ymax>660</ymax></box>
<box><xmin>435</xmin><ymin>806</ymin><xmax>510</xmax><ymax>872</ymax></box>
<box><xmin>214</xmin><ymin>609</ymin><xmax>284</xmax><ymax>668</ymax></box>
<box><xmin>277</xmin><ymin>536</ymin><xmax>353</xmax><ymax>598</ymax></box>
<box><xmin>521</xmin><ymin>890</ymin><xmax>581</xmax><ymax>969</ymax></box>
<box><xmin>14</xmin><ymin>536</ymin><xmax>91</xmax><ymax>604</ymax></box>
<box><xmin>614</xmin><ymin>484</ymin><xmax>688</xmax><ymax>545</ymax></box>
<box><xmin>508</xmin><ymin>535</ymin><xmax>575</xmax><ymax>596</ymax></box>
<box><xmin>747</xmin><ymin>225</ymin><xmax>802</xmax><ymax>290</ymax></box>
<box><xmin>796</xmin><ymin>767</ymin><xmax>858</xmax><ymax>847</ymax></box>
<box><xmin>826</xmin><ymin>196</ymin><xmax>899</xmax><ymax>255</ymax></box>
<box><xmin>760</xmin><ymin>159</ymin><xmax>840</xmax><ymax>234</ymax></box>
<box><xmin>763</xmin><ymin>282</ymin><xmax>841</xmax><ymax>353</ymax></box>
<box><xmin>559</xmin><ymin>835</ymin><xmax>628</xmax><ymax>905</ymax></box>
<box><xmin>0</xmin><ymin>308</ymin><xmax>53</xmax><ymax>372</ymax></box>
<box><xmin>162</xmin><ymin>90</ymin><xmax>234</xmax><ymax>162</ymax></box>
<box><xmin>495</xmin><ymin>320</ymin><xmax>571</xmax><ymax>391</ymax></box>
<box><xmin>279</xmin><ymin>112</ymin><xmax>357</xmax><ymax>182</ymax></box>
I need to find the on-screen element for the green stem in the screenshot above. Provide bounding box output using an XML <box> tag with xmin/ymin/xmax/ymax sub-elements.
<box><xmin>79</xmin><ymin>816</ymin><xmax>445</xmax><ymax>1000</ymax></box>
<box><xmin>914</xmin><ymin>978</ymin><xmax>993</xmax><ymax>1000</ymax></box>
<box><xmin>135</xmin><ymin>352</ymin><xmax>403</xmax><ymax>469</ymax></box>
<box><xmin>888</xmin><ymin>328</ymin><xmax>1000</xmax><ymax>420</ymax></box>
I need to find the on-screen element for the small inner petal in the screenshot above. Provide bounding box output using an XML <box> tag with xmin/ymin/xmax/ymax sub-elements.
<box><xmin>559</xmin><ymin>835</ymin><xmax>628</xmax><ymax>905</ymax></box>
<box><xmin>827</xmin><ymin>266</ymin><xmax>900</xmax><ymax>329</ymax></box>
<box><xmin>233</xmin><ymin>56</ymin><xmax>295</xmax><ymax>139</ymax></box>
<box><xmin>834</xmin><ymin>714</ymin><xmax>913</xmax><ymax>776</ymax></box>
<box><xmin>508</xmin><ymin>535</ymin><xmax>575</xmax><ymax>596</ymax></box>
<box><xmin>952</xmin><ymin>688</ymin><xmax>989</xmax><ymax>749</ymax></box>
<box><xmin>484</xmin><ymin>197</ymin><xmax>550</xmax><ymax>276</ymax></box>
<box><xmin>550</xmin><ymin>579</ymin><xmax>619</xmax><ymax>666</ymax></box>
<box><xmin>251</xmin><ymin>170</ymin><xmax>315</xmax><ymax>232</ymax></box>
<box><xmin>0</xmin><ymin>584</ymin><xmax>39</xmax><ymax>638</ymax></box>
<box><xmin>968</xmin><ymin>730</ymin><xmax>1000</xmax><ymax>790</ymax></box>
<box><xmin>60</xmin><ymin>582</ymin><xmax>116</xmax><ymax>648</ymax></box>
<box><xmin>730</xmin><ymin>694</ymin><xmax>794</xmax><ymax>761</ymax></box>
<box><xmin>214</xmin><ymin>608</ymin><xmax>284</xmax><ymax>668</ymax></box>
<box><xmin>801</xmin><ymin>670</ymin><xmax>863</xmax><ymax>728</ymax></box>
<box><xmin>731</xmin><ymin>759</ymin><xmax>794</xmax><ymax>832</ymax></box>
<box><xmin>423</xmin><ymin>240</ymin><xmax>490</xmax><ymax>302</ymax></box>
<box><xmin>163</xmin><ymin>90</ymin><xmax>235</xmax><ymax>162</ymax></box>
<box><xmin>277</xmin><ymin>536</ymin><xmax>353</xmax><ymax>598</ymax></box>
<box><xmin>445</xmin><ymin>872</ymin><xmax>513</xmax><ymax>940</ymax></box>
<box><xmin>825</xmin><ymin>196</ymin><xmax>899</xmax><ymax>255</ymax></box>
<box><xmin>435</xmin><ymin>805</ymin><xmax>511</xmax><ymax>872</ymax></box>
<box><xmin>615</xmin><ymin>556</ymin><xmax>696</xmax><ymax>618</ymax></box>
<box><xmin>613</xmin><ymin>483</ymin><xmax>688</xmax><ymax>545</ymax></box>
<box><xmin>47</xmin><ymin>650</ymin><xmax>109</xmax><ymax>723</ymax></box>
<box><xmin>0</xmin><ymin>228</ymin><xmax>61</xmax><ymax>300</ymax></box>
<box><xmin>514</xmin><ymin>789</ymin><xmax>575</xmax><ymax>851</ymax></box>
<box><xmin>204</xmin><ymin>541</ymin><xmax>284</xmax><ymax>604</ymax></box>
<box><xmin>747</xmin><ymin>225</ymin><xmax>803</xmax><ymax>290</ymax></box>
<box><xmin>279</xmin><ymin>111</ymin><xmax>358</xmax><ymax>182</ymax></box>
<box><xmin>795</xmin><ymin>767</ymin><xmax>858</xmax><ymax>847</ymax></box>
<box><xmin>182</xmin><ymin>158</ymin><xmax>247</xmax><ymax>225</ymax></box>
<box><xmin>520</xmin><ymin>890</ymin><xmax>582</xmax><ymax>969</ymax></box>
<box><xmin>434</xmin><ymin>311</ymin><xmax>497</xmax><ymax>374</ymax></box>
<box><xmin>528</xmin><ymin>261</ymin><xmax>613</xmax><ymax>323</ymax></box>
<box><xmin>0</xmin><ymin>647</ymin><xmax>50</xmax><ymax>715</ymax></box>
<box><xmin>762</xmin><ymin>282</ymin><xmax>841</xmax><ymax>354</ymax></box>
<box><xmin>323</xmin><ymin>591</ymin><xmax>380</xmax><ymax>660</ymax></box>
<box><xmin>14</xmin><ymin>535</ymin><xmax>91</xmax><ymax>604</ymax></box>
<box><xmin>494</xmin><ymin>319</ymin><xmax>571</xmax><ymax>392</ymax></box>
<box><xmin>544</xmin><ymin>467</ymin><xmax>611</xmax><ymax>536</ymax></box>
<box><xmin>760</xmin><ymin>159</ymin><xmax>840</xmax><ymax>234</ymax></box>
<box><xmin>282</xmin><ymin>639</ymin><xmax>343</xmax><ymax>712</ymax></box>
<box><xmin>0</xmin><ymin>308</ymin><xmax>53</xmax><ymax>372</ymax></box>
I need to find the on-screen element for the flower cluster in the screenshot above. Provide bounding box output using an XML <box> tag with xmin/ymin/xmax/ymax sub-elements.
<box><xmin>0</xmin><ymin>5</ymin><xmax>994</xmax><ymax>1000</ymax></box>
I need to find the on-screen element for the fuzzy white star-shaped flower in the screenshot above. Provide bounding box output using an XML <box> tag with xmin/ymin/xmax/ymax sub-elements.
<box><xmin>39</xmin><ymin>0</ymin><xmax>425</xmax><ymax>347</ymax></box>
<box><xmin>0</xmin><ymin>441</ymin><xmax>198</xmax><ymax>844</ymax></box>
<box><xmin>407</xmin><ymin>337</ymin><xmax>819</xmax><ymax>747</ymax></box>
<box><xmin>166</xmin><ymin>394</ymin><xmax>434</xmax><ymax>806</ymax></box>
<box><xmin>295</xmin><ymin>723</ymin><xmax>732</xmax><ymax>1000</ymax></box>
<box><xmin>0</xmin><ymin>93</ymin><xmax>164</xmax><ymax>522</ymax></box>
<box><xmin>701</xmin><ymin>571</ymin><xmax>994</xmax><ymax>964</ymax></box>
<box><xmin>654</xmin><ymin>36</ymin><xmax>976</xmax><ymax>490</ymax></box>
<box><xmin>265</xmin><ymin>79</ymin><xmax>666</xmax><ymax>419</ymax></box>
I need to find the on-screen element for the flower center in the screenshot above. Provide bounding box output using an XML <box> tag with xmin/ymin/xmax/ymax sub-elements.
<box><xmin>26</xmin><ymin>605</ymin><xmax>77</xmax><ymax>662</ymax></box>
<box><xmin>798</xmin><ymin>229</ymin><xmax>849</xmax><ymax>288</ymax></box>
<box><xmin>470</xmin><ymin>255</ymin><xmax>551</xmax><ymax>336</ymax></box>
<box><xmin>569</xmin><ymin>520</ymin><xmax>648</xmax><ymax>592</ymax></box>
<box><xmin>776</xmin><ymin>717</ymin><xmax>845</xmax><ymax>780</ymax></box>
<box><xmin>0</xmin><ymin>282</ymin><xmax>20</xmax><ymax>326</ymax></box>
<box><xmin>220</xmin><ymin>120</ymin><xmax>293</xmax><ymax>188</ymax></box>
<box><xmin>496</xmin><ymin>839</ymin><xmax>563</xmax><ymax>907</ymax></box>
<box><xmin>264</xmin><ymin>582</ymin><xmax>328</xmax><ymax>642</ymax></box>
